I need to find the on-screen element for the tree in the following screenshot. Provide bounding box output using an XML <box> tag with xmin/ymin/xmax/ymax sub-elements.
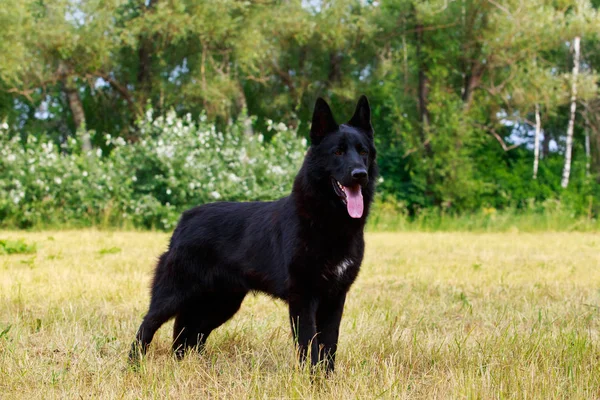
<box><xmin>533</xmin><ymin>104</ymin><xmax>542</xmax><ymax>179</ymax></box>
<box><xmin>0</xmin><ymin>0</ymin><xmax>125</xmax><ymax>147</ymax></box>
<box><xmin>1</xmin><ymin>0</ymin><xmax>600</xmax><ymax>215</ymax></box>
<box><xmin>561</xmin><ymin>36</ymin><xmax>581</xmax><ymax>188</ymax></box>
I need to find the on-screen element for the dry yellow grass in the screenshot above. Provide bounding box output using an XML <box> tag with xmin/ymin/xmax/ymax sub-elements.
<box><xmin>1</xmin><ymin>230</ymin><xmax>599</xmax><ymax>399</ymax></box>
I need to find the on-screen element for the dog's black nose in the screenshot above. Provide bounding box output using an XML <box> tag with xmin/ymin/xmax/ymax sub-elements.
<box><xmin>351</xmin><ymin>169</ymin><xmax>368</xmax><ymax>182</ymax></box>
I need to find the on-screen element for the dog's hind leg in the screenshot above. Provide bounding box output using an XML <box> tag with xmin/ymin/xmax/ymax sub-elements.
<box><xmin>129</xmin><ymin>292</ymin><xmax>184</xmax><ymax>363</ymax></box>
<box><xmin>129</xmin><ymin>254</ymin><xmax>187</xmax><ymax>363</ymax></box>
<box><xmin>172</xmin><ymin>291</ymin><xmax>247</xmax><ymax>359</ymax></box>
<box><xmin>172</xmin><ymin>296</ymin><xmax>206</xmax><ymax>359</ymax></box>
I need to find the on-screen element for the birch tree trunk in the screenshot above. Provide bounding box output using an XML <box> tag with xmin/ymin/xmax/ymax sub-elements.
<box><xmin>533</xmin><ymin>104</ymin><xmax>541</xmax><ymax>179</ymax></box>
<box><xmin>561</xmin><ymin>36</ymin><xmax>580</xmax><ymax>189</ymax></box>
<box><xmin>585</xmin><ymin>128</ymin><xmax>590</xmax><ymax>177</ymax></box>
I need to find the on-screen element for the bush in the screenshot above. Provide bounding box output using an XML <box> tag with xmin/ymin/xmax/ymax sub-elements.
<box><xmin>2</xmin><ymin>110</ymin><xmax>597</xmax><ymax>232</ymax></box>
<box><xmin>0</xmin><ymin>111</ymin><xmax>306</xmax><ymax>230</ymax></box>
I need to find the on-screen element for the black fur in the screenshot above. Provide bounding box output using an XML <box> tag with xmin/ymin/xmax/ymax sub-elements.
<box><xmin>129</xmin><ymin>96</ymin><xmax>377</xmax><ymax>373</ymax></box>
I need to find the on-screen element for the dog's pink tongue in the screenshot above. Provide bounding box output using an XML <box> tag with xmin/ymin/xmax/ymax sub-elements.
<box><xmin>344</xmin><ymin>185</ymin><xmax>363</xmax><ymax>218</ymax></box>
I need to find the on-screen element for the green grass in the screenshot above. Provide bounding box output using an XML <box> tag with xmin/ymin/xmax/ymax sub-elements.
<box><xmin>1</xmin><ymin>230</ymin><xmax>599</xmax><ymax>398</ymax></box>
<box><xmin>367</xmin><ymin>206</ymin><xmax>600</xmax><ymax>233</ymax></box>
<box><xmin>0</xmin><ymin>239</ymin><xmax>37</xmax><ymax>255</ymax></box>
<box><xmin>4</xmin><ymin>204</ymin><xmax>600</xmax><ymax>233</ymax></box>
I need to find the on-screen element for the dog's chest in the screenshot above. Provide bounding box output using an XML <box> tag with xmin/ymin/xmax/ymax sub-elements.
<box><xmin>333</xmin><ymin>258</ymin><xmax>353</xmax><ymax>276</ymax></box>
<box><xmin>297</xmin><ymin>226</ymin><xmax>364</xmax><ymax>282</ymax></box>
<box><xmin>321</xmin><ymin>257</ymin><xmax>358</xmax><ymax>282</ymax></box>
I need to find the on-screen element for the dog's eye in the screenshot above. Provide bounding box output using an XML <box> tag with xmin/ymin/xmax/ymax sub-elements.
<box><xmin>334</xmin><ymin>149</ymin><xmax>344</xmax><ymax>156</ymax></box>
<box><xmin>360</xmin><ymin>150</ymin><xmax>368</xmax><ymax>156</ymax></box>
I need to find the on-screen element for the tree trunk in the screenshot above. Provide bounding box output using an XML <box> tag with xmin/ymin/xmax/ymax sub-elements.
<box><xmin>460</xmin><ymin>9</ymin><xmax>487</xmax><ymax>110</ymax></box>
<box><xmin>402</xmin><ymin>32</ymin><xmax>408</xmax><ymax>95</ymax></box>
<box><xmin>415</xmin><ymin>21</ymin><xmax>435</xmax><ymax>202</ymax></box>
<box><xmin>327</xmin><ymin>52</ymin><xmax>342</xmax><ymax>87</ymax></box>
<box><xmin>462</xmin><ymin>62</ymin><xmax>485</xmax><ymax>109</ymax></box>
<box><xmin>592</xmin><ymin>124</ymin><xmax>600</xmax><ymax>182</ymax></box>
<box><xmin>582</xmin><ymin>100</ymin><xmax>600</xmax><ymax>182</ymax></box>
<box><xmin>137</xmin><ymin>0</ymin><xmax>156</xmax><ymax>107</ymax></box>
<box><xmin>585</xmin><ymin>127</ymin><xmax>590</xmax><ymax>177</ymax></box>
<box><xmin>63</xmin><ymin>76</ymin><xmax>92</xmax><ymax>152</ymax></box>
<box><xmin>416</xmin><ymin>24</ymin><xmax>430</xmax><ymax>134</ymax></box>
<box><xmin>137</xmin><ymin>39</ymin><xmax>152</xmax><ymax>104</ymax></box>
<box><xmin>561</xmin><ymin>36</ymin><xmax>580</xmax><ymax>189</ymax></box>
<box><xmin>235</xmin><ymin>82</ymin><xmax>253</xmax><ymax>136</ymax></box>
<box><xmin>533</xmin><ymin>104</ymin><xmax>541</xmax><ymax>179</ymax></box>
<box><xmin>542</xmin><ymin>130</ymin><xmax>551</xmax><ymax>158</ymax></box>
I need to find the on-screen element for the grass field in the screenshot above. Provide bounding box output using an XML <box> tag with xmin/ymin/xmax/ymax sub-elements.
<box><xmin>1</xmin><ymin>230</ymin><xmax>599</xmax><ymax>399</ymax></box>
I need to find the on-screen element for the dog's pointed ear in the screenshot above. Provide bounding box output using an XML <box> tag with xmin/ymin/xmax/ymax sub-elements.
<box><xmin>348</xmin><ymin>95</ymin><xmax>373</xmax><ymax>137</ymax></box>
<box><xmin>310</xmin><ymin>97</ymin><xmax>338</xmax><ymax>145</ymax></box>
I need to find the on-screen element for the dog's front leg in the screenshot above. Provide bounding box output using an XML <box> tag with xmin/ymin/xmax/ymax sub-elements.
<box><xmin>316</xmin><ymin>293</ymin><xmax>346</xmax><ymax>373</ymax></box>
<box><xmin>289</xmin><ymin>298</ymin><xmax>319</xmax><ymax>368</ymax></box>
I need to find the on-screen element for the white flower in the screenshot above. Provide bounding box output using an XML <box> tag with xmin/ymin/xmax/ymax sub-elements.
<box><xmin>96</xmin><ymin>149</ymin><xmax>102</xmax><ymax>157</ymax></box>
<box><xmin>1</xmin><ymin>122</ymin><xmax>8</xmax><ymax>130</ymax></box>
<box><xmin>188</xmin><ymin>182</ymin><xmax>196</xmax><ymax>190</ymax></box>
<box><xmin>378</xmin><ymin>177</ymin><xmax>384</xmax><ymax>183</ymax></box>
<box><xmin>270</xmin><ymin>166</ymin><xmax>285</xmax><ymax>175</ymax></box>
<box><xmin>228</xmin><ymin>173</ymin><xmax>241</xmax><ymax>183</ymax></box>
<box><xmin>166</xmin><ymin>189</ymin><xmax>172</xmax><ymax>195</ymax></box>
<box><xmin>132</xmin><ymin>176</ymin><xmax>137</xmax><ymax>182</ymax></box>
<box><xmin>301</xmin><ymin>138</ymin><xmax>308</xmax><ymax>147</ymax></box>
<box><xmin>166</xmin><ymin>110</ymin><xmax>175</xmax><ymax>126</ymax></box>
<box><xmin>276</xmin><ymin>122</ymin><xmax>287</xmax><ymax>131</ymax></box>
<box><xmin>210</xmin><ymin>191</ymin><xmax>221</xmax><ymax>199</ymax></box>
<box><xmin>11</xmin><ymin>193</ymin><xmax>22</xmax><ymax>204</ymax></box>
<box><xmin>82</xmin><ymin>171</ymin><xmax>88</xmax><ymax>177</ymax></box>
<box><xmin>54</xmin><ymin>177</ymin><xmax>62</xmax><ymax>185</ymax></box>
<box><xmin>7</xmin><ymin>154</ymin><xmax>15</xmax><ymax>162</ymax></box>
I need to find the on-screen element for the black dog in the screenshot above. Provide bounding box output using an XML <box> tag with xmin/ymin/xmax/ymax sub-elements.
<box><xmin>129</xmin><ymin>96</ymin><xmax>377</xmax><ymax>373</ymax></box>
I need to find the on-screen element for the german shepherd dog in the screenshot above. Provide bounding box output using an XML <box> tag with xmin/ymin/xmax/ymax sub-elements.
<box><xmin>129</xmin><ymin>96</ymin><xmax>377</xmax><ymax>373</ymax></box>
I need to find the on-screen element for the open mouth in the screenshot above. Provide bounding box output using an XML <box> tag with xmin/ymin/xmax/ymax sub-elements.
<box><xmin>330</xmin><ymin>177</ymin><xmax>364</xmax><ymax>219</ymax></box>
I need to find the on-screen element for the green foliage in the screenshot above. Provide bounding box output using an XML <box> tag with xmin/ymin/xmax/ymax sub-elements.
<box><xmin>0</xmin><ymin>239</ymin><xmax>37</xmax><ymax>255</ymax></box>
<box><xmin>0</xmin><ymin>111</ymin><xmax>306</xmax><ymax>230</ymax></box>
<box><xmin>0</xmin><ymin>0</ymin><xmax>600</xmax><ymax>227</ymax></box>
<box><xmin>368</xmin><ymin>198</ymin><xmax>600</xmax><ymax>232</ymax></box>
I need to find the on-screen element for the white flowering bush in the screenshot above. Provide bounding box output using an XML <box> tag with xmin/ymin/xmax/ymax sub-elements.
<box><xmin>0</xmin><ymin>111</ymin><xmax>306</xmax><ymax>229</ymax></box>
